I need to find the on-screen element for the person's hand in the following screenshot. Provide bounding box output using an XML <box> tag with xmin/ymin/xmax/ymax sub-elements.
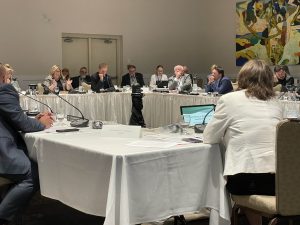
<box><xmin>38</xmin><ymin>114</ymin><xmax>54</xmax><ymax>129</ymax></box>
<box><xmin>208</xmin><ymin>75</ymin><xmax>215</xmax><ymax>84</ymax></box>
<box><xmin>273</xmin><ymin>74</ymin><xmax>278</xmax><ymax>83</ymax></box>
<box><xmin>66</xmin><ymin>79</ymin><xmax>73</xmax><ymax>90</ymax></box>
<box><xmin>35</xmin><ymin>112</ymin><xmax>53</xmax><ymax>120</ymax></box>
<box><xmin>49</xmin><ymin>79</ymin><xmax>57</xmax><ymax>91</ymax></box>
<box><xmin>99</xmin><ymin>73</ymin><xmax>104</xmax><ymax>81</ymax></box>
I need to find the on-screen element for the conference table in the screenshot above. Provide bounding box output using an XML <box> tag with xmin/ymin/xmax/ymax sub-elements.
<box><xmin>24</xmin><ymin>125</ymin><xmax>231</xmax><ymax>225</ymax></box>
<box><xmin>20</xmin><ymin>92</ymin><xmax>220</xmax><ymax>128</ymax></box>
<box><xmin>20</xmin><ymin>92</ymin><xmax>300</xmax><ymax>128</ymax></box>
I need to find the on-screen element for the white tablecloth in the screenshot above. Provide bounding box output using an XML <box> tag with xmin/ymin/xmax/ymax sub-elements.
<box><xmin>24</xmin><ymin>127</ymin><xmax>231</xmax><ymax>225</ymax></box>
<box><xmin>20</xmin><ymin>92</ymin><xmax>300</xmax><ymax>128</ymax></box>
<box><xmin>20</xmin><ymin>93</ymin><xmax>219</xmax><ymax>128</ymax></box>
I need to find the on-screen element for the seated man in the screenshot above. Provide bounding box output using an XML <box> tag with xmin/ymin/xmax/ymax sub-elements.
<box><xmin>168</xmin><ymin>65</ymin><xmax>192</xmax><ymax>92</ymax></box>
<box><xmin>205</xmin><ymin>66</ymin><xmax>233</xmax><ymax>94</ymax></box>
<box><xmin>71</xmin><ymin>67</ymin><xmax>91</xmax><ymax>89</ymax></box>
<box><xmin>273</xmin><ymin>65</ymin><xmax>294</xmax><ymax>92</ymax></box>
<box><xmin>121</xmin><ymin>64</ymin><xmax>145</xmax><ymax>87</ymax></box>
<box><xmin>0</xmin><ymin>64</ymin><xmax>53</xmax><ymax>225</ymax></box>
<box><xmin>91</xmin><ymin>63</ymin><xmax>115</xmax><ymax>92</ymax></box>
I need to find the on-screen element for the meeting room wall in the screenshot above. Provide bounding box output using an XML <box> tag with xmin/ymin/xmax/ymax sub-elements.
<box><xmin>0</xmin><ymin>0</ymin><xmax>205</xmax><ymax>89</ymax></box>
<box><xmin>201</xmin><ymin>0</ymin><xmax>300</xmax><ymax>80</ymax></box>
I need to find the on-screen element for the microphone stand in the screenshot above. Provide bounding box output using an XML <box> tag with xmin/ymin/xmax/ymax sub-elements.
<box><xmin>42</xmin><ymin>84</ymin><xmax>89</xmax><ymax>127</ymax></box>
<box><xmin>18</xmin><ymin>91</ymin><xmax>53</xmax><ymax>114</ymax></box>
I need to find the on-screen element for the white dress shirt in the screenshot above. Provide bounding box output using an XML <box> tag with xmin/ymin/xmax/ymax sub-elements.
<box><xmin>203</xmin><ymin>90</ymin><xmax>283</xmax><ymax>176</ymax></box>
<box><xmin>149</xmin><ymin>74</ymin><xmax>168</xmax><ymax>87</ymax></box>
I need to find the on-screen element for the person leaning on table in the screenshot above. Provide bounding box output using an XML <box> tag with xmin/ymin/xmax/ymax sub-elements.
<box><xmin>203</xmin><ymin>60</ymin><xmax>283</xmax><ymax>225</ymax></box>
<box><xmin>205</xmin><ymin>66</ymin><xmax>233</xmax><ymax>94</ymax></box>
<box><xmin>0</xmin><ymin>64</ymin><xmax>53</xmax><ymax>225</ymax></box>
<box><xmin>43</xmin><ymin>65</ymin><xmax>73</xmax><ymax>94</ymax></box>
<box><xmin>168</xmin><ymin>65</ymin><xmax>192</xmax><ymax>92</ymax></box>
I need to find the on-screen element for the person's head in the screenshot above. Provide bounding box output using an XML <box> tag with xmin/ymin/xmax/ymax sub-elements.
<box><xmin>238</xmin><ymin>59</ymin><xmax>275</xmax><ymax>101</ymax></box>
<box><xmin>211</xmin><ymin>67</ymin><xmax>224</xmax><ymax>80</ymax></box>
<box><xmin>274</xmin><ymin>65</ymin><xmax>286</xmax><ymax>80</ymax></box>
<box><xmin>0</xmin><ymin>63</ymin><xmax>8</xmax><ymax>84</ymax></box>
<box><xmin>50</xmin><ymin>65</ymin><xmax>62</xmax><ymax>81</ymax></box>
<box><xmin>183</xmin><ymin>65</ymin><xmax>189</xmax><ymax>74</ymax></box>
<box><xmin>99</xmin><ymin>63</ymin><xmax>108</xmax><ymax>75</ymax></box>
<box><xmin>62</xmin><ymin>68</ymin><xmax>70</xmax><ymax>77</ymax></box>
<box><xmin>4</xmin><ymin>64</ymin><xmax>13</xmax><ymax>84</ymax></box>
<box><xmin>79</xmin><ymin>67</ymin><xmax>88</xmax><ymax>76</ymax></box>
<box><xmin>127</xmin><ymin>64</ymin><xmax>136</xmax><ymax>76</ymax></box>
<box><xmin>174</xmin><ymin>65</ymin><xmax>184</xmax><ymax>77</ymax></box>
<box><xmin>156</xmin><ymin>65</ymin><xmax>164</xmax><ymax>76</ymax></box>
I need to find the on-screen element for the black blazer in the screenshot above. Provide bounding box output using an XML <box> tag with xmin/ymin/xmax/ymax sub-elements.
<box><xmin>121</xmin><ymin>73</ymin><xmax>145</xmax><ymax>87</ymax></box>
<box><xmin>91</xmin><ymin>72</ymin><xmax>114</xmax><ymax>92</ymax></box>
<box><xmin>0</xmin><ymin>84</ymin><xmax>45</xmax><ymax>175</ymax></box>
<box><xmin>71</xmin><ymin>75</ymin><xmax>91</xmax><ymax>89</ymax></box>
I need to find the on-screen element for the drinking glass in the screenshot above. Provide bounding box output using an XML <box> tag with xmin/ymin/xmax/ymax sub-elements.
<box><xmin>178</xmin><ymin>115</ymin><xmax>191</xmax><ymax>134</ymax></box>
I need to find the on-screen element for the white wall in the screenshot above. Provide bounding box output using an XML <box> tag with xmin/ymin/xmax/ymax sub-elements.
<box><xmin>0</xmin><ymin>0</ymin><xmax>205</xmax><ymax>87</ymax></box>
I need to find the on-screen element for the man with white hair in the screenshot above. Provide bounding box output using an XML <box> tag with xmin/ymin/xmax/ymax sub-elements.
<box><xmin>168</xmin><ymin>65</ymin><xmax>192</xmax><ymax>92</ymax></box>
<box><xmin>0</xmin><ymin>63</ymin><xmax>53</xmax><ymax>225</ymax></box>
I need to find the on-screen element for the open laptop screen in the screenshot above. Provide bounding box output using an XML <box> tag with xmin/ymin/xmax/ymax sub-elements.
<box><xmin>180</xmin><ymin>104</ymin><xmax>215</xmax><ymax>126</ymax></box>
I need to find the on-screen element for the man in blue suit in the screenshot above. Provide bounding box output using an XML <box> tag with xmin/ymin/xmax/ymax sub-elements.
<box><xmin>206</xmin><ymin>66</ymin><xmax>233</xmax><ymax>94</ymax></box>
<box><xmin>0</xmin><ymin>64</ymin><xmax>53</xmax><ymax>225</ymax></box>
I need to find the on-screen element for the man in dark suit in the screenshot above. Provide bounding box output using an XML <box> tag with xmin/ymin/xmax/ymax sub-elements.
<box><xmin>91</xmin><ymin>63</ymin><xmax>115</xmax><ymax>92</ymax></box>
<box><xmin>121</xmin><ymin>64</ymin><xmax>145</xmax><ymax>87</ymax></box>
<box><xmin>205</xmin><ymin>66</ymin><xmax>233</xmax><ymax>94</ymax></box>
<box><xmin>71</xmin><ymin>67</ymin><xmax>91</xmax><ymax>89</ymax></box>
<box><xmin>0</xmin><ymin>64</ymin><xmax>53</xmax><ymax>225</ymax></box>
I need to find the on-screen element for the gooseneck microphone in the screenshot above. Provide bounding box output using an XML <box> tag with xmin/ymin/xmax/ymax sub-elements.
<box><xmin>42</xmin><ymin>84</ymin><xmax>89</xmax><ymax>127</ymax></box>
<box><xmin>201</xmin><ymin>107</ymin><xmax>215</xmax><ymax>125</ymax></box>
<box><xmin>18</xmin><ymin>91</ymin><xmax>53</xmax><ymax>113</ymax></box>
<box><xmin>194</xmin><ymin>107</ymin><xmax>215</xmax><ymax>133</ymax></box>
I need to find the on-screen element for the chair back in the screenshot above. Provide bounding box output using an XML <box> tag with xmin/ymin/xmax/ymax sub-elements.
<box><xmin>276</xmin><ymin>120</ymin><xmax>300</xmax><ymax>215</ymax></box>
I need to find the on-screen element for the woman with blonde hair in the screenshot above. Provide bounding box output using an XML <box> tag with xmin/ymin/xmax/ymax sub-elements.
<box><xmin>203</xmin><ymin>60</ymin><xmax>283</xmax><ymax>225</ymax></box>
<box><xmin>43</xmin><ymin>65</ymin><xmax>72</xmax><ymax>93</ymax></box>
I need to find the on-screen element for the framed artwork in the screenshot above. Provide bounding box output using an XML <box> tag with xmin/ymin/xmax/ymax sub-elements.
<box><xmin>236</xmin><ymin>0</ymin><xmax>300</xmax><ymax>66</ymax></box>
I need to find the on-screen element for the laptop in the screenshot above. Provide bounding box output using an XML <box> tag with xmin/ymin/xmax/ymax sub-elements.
<box><xmin>180</xmin><ymin>104</ymin><xmax>215</xmax><ymax>126</ymax></box>
<box><xmin>156</xmin><ymin>80</ymin><xmax>169</xmax><ymax>88</ymax></box>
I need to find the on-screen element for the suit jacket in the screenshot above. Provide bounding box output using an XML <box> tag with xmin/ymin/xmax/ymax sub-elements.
<box><xmin>91</xmin><ymin>72</ymin><xmax>115</xmax><ymax>92</ymax></box>
<box><xmin>205</xmin><ymin>76</ymin><xmax>233</xmax><ymax>94</ymax></box>
<box><xmin>71</xmin><ymin>75</ymin><xmax>91</xmax><ymax>89</ymax></box>
<box><xmin>203</xmin><ymin>90</ymin><xmax>283</xmax><ymax>176</ymax></box>
<box><xmin>0</xmin><ymin>84</ymin><xmax>45</xmax><ymax>175</ymax></box>
<box><xmin>121</xmin><ymin>73</ymin><xmax>145</xmax><ymax>87</ymax></box>
<box><xmin>168</xmin><ymin>74</ymin><xmax>192</xmax><ymax>92</ymax></box>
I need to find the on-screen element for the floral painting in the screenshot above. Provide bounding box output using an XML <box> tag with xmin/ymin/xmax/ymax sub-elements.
<box><xmin>236</xmin><ymin>0</ymin><xmax>300</xmax><ymax>66</ymax></box>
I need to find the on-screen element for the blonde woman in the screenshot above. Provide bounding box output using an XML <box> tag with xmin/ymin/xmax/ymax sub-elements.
<box><xmin>43</xmin><ymin>65</ymin><xmax>73</xmax><ymax>93</ymax></box>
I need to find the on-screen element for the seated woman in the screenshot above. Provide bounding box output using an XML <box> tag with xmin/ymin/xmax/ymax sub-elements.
<box><xmin>203</xmin><ymin>60</ymin><xmax>283</xmax><ymax>225</ymax></box>
<box><xmin>43</xmin><ymin>65</ymin><xmax>73</xmax><ymax>93</ymax></box>
<box><xmin>149</xmin><ymin>65</ymin><xmax>168</xmax><ymax>88</ymax></box>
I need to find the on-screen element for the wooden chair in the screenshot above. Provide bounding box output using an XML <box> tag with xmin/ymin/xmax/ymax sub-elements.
<box><xmin>231</xmin><ymin>120</ymin><xmax>300</xmax><ymax>225</ymax></box>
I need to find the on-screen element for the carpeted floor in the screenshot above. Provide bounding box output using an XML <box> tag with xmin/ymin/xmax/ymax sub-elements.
<box><xmin>22</xmin><ymin>194</ymin><xmax>210</xmax><ymax>225</ymax></box>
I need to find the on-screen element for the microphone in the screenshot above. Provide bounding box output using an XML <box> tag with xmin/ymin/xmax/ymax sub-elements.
<box><xmin>42</xmin><ymin>84</ymin><xmax>89</xmax><ymax>127</ymax></box>
<box><xmin>194</xmin><ymin>107</ymin><xmax>215</xmax><ymax>133</ymax></box>
<box><xmin>18</xmin><ymin>91</ymin><xmax>53</xmax><ymax>114</ymax></box>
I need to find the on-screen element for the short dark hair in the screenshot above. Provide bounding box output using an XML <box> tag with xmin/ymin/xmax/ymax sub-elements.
<box><xmin>80</xmin><ymin>67</ymin><xmax>87</xmax><ymax>71</ymax></box>
<box><xmin>156</xmin><ymin>65</ymin><xmax>163</xmax><ymax>70</ymax></box>
<box><xmin>127</xmin><ymin>64</ymin><xmax>136</xmax><ymax>70</ymax></box>
<box><xmin>274</xmin><ymin>65</ymin><xmax>284</xmax><ymax>73</ymax></box>
<box><xmin>213</xmin><ymin>67</ymin><xmax>224</xmax><ymax>77</ymax></box>
<box><xmin>238</xmin><ymin>60</ymin><xmax>275</xmax><ymax>101</ymax></box>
